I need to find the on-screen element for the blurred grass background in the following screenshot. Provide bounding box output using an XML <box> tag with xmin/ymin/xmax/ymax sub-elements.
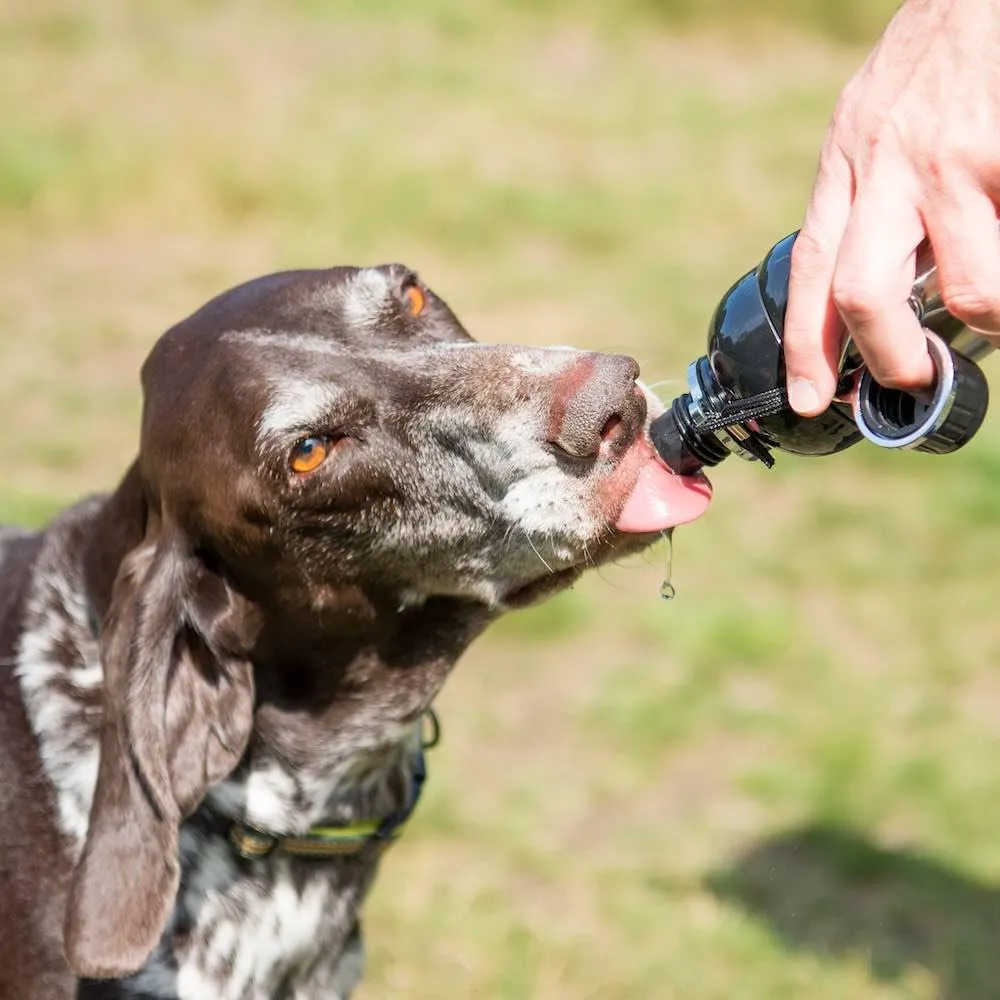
<box><xmin>6</xmin><ymin>0</ymin><xmax>1000</xmax><ymax>997</ymax></box>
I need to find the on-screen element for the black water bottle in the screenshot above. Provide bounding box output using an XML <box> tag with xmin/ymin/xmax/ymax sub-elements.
<box><xmin>650</xmin><ymin>232</ymin><xmax>993</xmax><ymax>475</ymax></box>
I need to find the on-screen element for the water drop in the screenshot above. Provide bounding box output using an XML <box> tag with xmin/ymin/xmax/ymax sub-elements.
<box><xmin>659</xmin><ymin>530</ymin><xmax>676</xmax><ymax>601</ymax></box>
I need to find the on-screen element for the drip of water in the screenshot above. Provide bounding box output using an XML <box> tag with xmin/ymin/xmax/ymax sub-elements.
<box><xmin>660</xmin><ymin>531</ymin><xmax>676</xmax><ymax>601</ymax></box>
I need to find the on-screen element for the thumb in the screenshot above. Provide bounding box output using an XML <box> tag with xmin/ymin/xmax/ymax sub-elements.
<box><xmin>784</xmin><ymin>149</ymin><xmax>854</xmax><ymax>416</ymax></box>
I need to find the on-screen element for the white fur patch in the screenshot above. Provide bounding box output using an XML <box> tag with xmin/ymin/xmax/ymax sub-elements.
<box><xmin>224</xmin><ymin>328</ymin><xmax>346</xmax><ymax>358</ymax></box>
<box><xmin>243</xmin><ymin>757</ymin><xmax>300</xmax><ymax>833</ymax></box>
<box><xmin>257</xmin><ymin>380</ymin><xmax>343</xmax><ymax>441</ymax></box>
<box><xmin>172</xmin><ymin>861</ymin><xmax>344</xmax><ymax>1000</ymax></box>
<box><xmin>506</xmin><ymin>345</ymin><xmax>581</xmax><ymax>375</ymax></box>
<box><xmin>226</xmin><ymin>329</ymin><xmax>484</xmax><ymax>361</ymax></box>
<box><xmin>492</xmin><ymin>406</ymin><xmax>602</xmax><ymax>545</ymax></box>
<box><xmin>338</xmin><ymin>269</ymin><xmax>391</xmax><ymax>332</ymax></box>
<box><xmin>14</xmin><ymin>505</ymin><xmax>103</xmax><ymax>853</ymax></box>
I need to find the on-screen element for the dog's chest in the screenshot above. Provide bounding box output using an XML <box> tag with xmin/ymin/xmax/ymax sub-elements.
<box><xmin>129</xmin><ymin>828</ymin><xmax>367</xmax><ymax>1000</ymax></box>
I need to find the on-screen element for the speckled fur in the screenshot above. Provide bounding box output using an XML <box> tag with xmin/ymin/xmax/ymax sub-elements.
<box><xmin>13</xmin><ymin>504</ymin><xmax>412</xmax><ymax>999</ymax></box>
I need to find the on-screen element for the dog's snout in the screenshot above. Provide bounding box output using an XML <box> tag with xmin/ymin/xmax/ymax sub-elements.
<box><xmin>548</xmin><ymin>353</ymin><xmax>645</xmax><ymax>460</ymax></box>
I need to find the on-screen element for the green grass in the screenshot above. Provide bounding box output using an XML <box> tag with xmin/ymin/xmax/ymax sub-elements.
<box><xmin>9</xmin><ymin>0</ymin><xmax>1000</xmax><ymax>997</ymax></box>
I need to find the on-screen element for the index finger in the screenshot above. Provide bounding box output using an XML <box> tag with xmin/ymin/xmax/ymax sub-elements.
<box><xmin>831</xmin><ymin>183</ymin><xmax>935</xmax><ymax>392</ymax></box>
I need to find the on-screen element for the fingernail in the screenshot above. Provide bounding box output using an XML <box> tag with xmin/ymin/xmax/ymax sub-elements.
<box><xmin>788</xmin><ymin>377</ymin><xmax>819</xmax><ymax>414</ymax></box>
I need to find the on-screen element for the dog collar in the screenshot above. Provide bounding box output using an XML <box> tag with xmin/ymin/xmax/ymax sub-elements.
<box><xmin>229</xmin><ymin>708</ymin><xmax>440</xmax><ymax>861</ymax></box>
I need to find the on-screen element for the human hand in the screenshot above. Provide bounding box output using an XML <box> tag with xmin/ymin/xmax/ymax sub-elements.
<box><xmin>783</xmin><ymin>0</ymin><xmax>1000</xmax><ymax>417</ymax></box>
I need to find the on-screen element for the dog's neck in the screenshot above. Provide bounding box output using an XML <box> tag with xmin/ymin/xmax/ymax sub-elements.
<box><xmin>221</xmin><ymin>594</ymin><xmax>487</xmax><ymax>836</ymax></box>
<box><xmin>75</xmin><ymin>472</ymin><xmax>493</xmax><ymax>839</ymax></box>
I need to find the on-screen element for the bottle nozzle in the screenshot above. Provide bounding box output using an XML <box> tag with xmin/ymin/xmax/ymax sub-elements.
<box><xmin>649</xmin><ymin>394</ymin><xmax>728</xmax><ymax>475</ymax></box>
<box><xmin>648</xmin><ymin>357</ymin><xmax>781</xmax><ymax>474</ymax></box>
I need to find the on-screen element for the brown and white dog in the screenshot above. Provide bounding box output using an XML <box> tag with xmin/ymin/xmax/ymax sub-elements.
<box><xmin>0</xmin><ymin>264</ymin><xmax>711</xmax><ymax>999</ymax></box>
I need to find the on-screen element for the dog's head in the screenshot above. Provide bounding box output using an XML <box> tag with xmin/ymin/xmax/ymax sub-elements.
<box><xmin>64</xmin><ymin>264</ymin><xmax>711</xmax><ymax>977</ymax></box>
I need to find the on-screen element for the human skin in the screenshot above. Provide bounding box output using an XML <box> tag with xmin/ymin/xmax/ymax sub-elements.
<box><xmin>783</xmin><ymin>0</ymin><xmax>1000</xmax><ymax>416</ymax></box>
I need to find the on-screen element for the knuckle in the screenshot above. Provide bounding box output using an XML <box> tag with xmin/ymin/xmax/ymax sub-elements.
<box><xmin>792</xmin><ymin>226</ymin><xmax>835</xmax><ymax>270</ymax></box>
<box><xmin>940</xmin><ymin>281</ymin><xmax>1000</xmax><ymax>330</ymax></box>
<box><xmin>917</xmin><ymin>148</ymin><xmax>959</xmax><ymax>188</ymax></box>
<box><xmin>831</xmin><ymin>271</ymin><xmax>881</xmax><ymax>322</ymax></box>
<box><xmin>832</xmin><ymin>77</ymin><xmax>863</xmax><ymax>124</ymax></box>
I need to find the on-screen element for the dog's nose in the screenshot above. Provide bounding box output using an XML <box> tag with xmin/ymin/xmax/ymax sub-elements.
<box><xmin>548</xmin><ymin>353</ymin><xmax>645</xmax><ymax>460</ymax></box>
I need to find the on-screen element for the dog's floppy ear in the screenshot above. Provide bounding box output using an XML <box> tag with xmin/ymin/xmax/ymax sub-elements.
<box><xmin>64</xmin><ymin>512</ymin><xmax>256</xmax><ymax>979</ymax></box>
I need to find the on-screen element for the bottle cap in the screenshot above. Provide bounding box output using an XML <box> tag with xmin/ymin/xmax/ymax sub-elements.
<box><xmin>852</xmin><ymin>331</ymin><xmax>989</xmax><ymax>454</ymax></box>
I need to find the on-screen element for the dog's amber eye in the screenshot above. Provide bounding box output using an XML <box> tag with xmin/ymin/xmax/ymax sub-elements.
<box><xmin>403</xmin><ymin>283</ymin><xmax>426</xmax><ymax>317</ymax></box>
<box><xmin>289</xmin><ymin>436</ymin><xmax>331</xmax><ymax>475</ymax></box>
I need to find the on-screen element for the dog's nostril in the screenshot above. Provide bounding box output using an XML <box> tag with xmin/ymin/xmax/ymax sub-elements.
<box><xmin>598</xmin><ymin>410</ymin><xmax>640</xmax><ymax>457</ymax></box>
<box><xmin>600</xmin><ymin>414</ymin><xmax>624</xmax><ymax>445</ymax></box>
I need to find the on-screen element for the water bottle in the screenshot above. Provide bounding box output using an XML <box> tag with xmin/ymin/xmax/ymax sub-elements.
<box><xmin>650</xmin><ymin>232</ymin><xmax>992</xmax><ymax>474</ymax></box>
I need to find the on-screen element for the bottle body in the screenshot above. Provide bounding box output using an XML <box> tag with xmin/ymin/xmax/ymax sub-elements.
<box><xmin>702</xmin><ymin>232</ymin><xmax>863</xmax><ymax>459</ymax></box>
<box><xmin>650</xmin><ymin>231</ymin><xmax>993</xmax><ymax>474</ymax></box>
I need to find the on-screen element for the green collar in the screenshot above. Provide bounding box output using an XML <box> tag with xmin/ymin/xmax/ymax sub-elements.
<box><xmin>229</xmin><ymin>708</ymin><xmax>440</xmax><ymax>861</ymax></box>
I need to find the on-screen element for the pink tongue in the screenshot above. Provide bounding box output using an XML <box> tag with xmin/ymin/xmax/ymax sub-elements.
<box><xmin>615</xmin><ymin>457</ymin><xmax>713</xmax><ymax>533</ymax></box>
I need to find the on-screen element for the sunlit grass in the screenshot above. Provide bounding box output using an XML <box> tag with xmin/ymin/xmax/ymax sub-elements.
<box><xmin>8</xmin><ymin>1</ymin><xmax>1000</xmax><ymax>998</ymax></box>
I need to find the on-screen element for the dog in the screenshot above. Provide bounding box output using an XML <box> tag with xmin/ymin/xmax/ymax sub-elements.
<box><xmin>0</xmin><ymin>263</ymin><xmax>711</xmax><ymax>999</ymax></box>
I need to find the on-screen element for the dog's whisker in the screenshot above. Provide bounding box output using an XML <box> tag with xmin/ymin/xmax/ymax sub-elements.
<box><xmin>522</xmin><ymin>529</ymin><xmax>554</xmax><ymax>575</ymax></box>
<box><xmin>501</xmin><ymin>521</ymin><xmax>519</xmax><ymax>555</ymax></box>
<box><xmin>594</xmin><ymin>564</ymin><xmax>634</xmax><ymax>592</ymax></box>
<box><xmin>645</xmin><ymin>378</ymin><xmax>683</xmax><ymax>393</ymax></box>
